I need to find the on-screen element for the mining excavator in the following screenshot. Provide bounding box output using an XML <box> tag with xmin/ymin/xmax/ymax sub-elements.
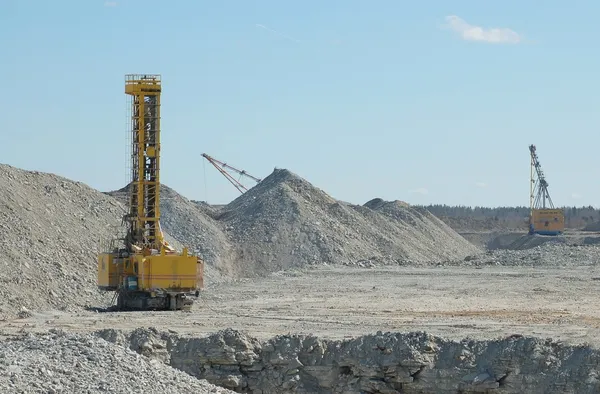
<box><xmin>97</xmin><ymin>74</ymin><xmax>203</xmax><ymax>311</ymax></box>
<box><xmin>528</xmin><ymin>144</ymin><xmax>564</xmax><ymax>236</ymax></box>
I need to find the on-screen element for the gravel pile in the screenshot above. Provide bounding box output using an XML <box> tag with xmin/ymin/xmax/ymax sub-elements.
<box><xmin>454</xmin><ymin>242</ymin><xmax>600</xmax><ymax>267</ymax></box>
<box><xmin>0</xmin><ymin>164</ymin><xmax>120</xmax><ymax>318</ymax></box>
<box><xmin>216</xmin><ymin>169</ymin><xmax>480</xmax><ymax>275</ymax></box>
<box><xmin>0</xmin><ymin>329</ymin><xmax>234</xmax><ymax>394</ymax></box>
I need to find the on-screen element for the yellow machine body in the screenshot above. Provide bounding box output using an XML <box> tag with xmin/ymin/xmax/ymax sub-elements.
<box><xmin>137</xmin><ymin>252</ymin><xmax>197</xmax><ymax>291</ymax></box>
<box><xmin>97</xmin><ymin>253</ymin><xmax>119</xmax><ymax>289</ymax></box>
<box><xmin>530</xmin><ymin>209</ymin><xmax>565</xmax><ymax>236</ymax></box>
<box><xmin>97</xmin><ymin>250</ymin><xmax>199</xmax><ymax>291</ymax></box>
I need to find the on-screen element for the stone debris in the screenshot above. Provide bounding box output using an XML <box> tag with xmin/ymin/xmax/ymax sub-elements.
<box><xmin>0</xmin><ymin>164</ymin><xmax>120</xmax><ymax>318</ymax></box>
<box><xmin>0</xmin><ymin>329</ymin><xmax>235</xmax><ymax>394</ymax></box>
<box><xmin>97</xmin><ymin>327</ymin><xmax>600</xmax><ymax>394</ymax></box>
<box><xmin>452</xmin><ymin>243</ymin><xmax>600</xmax><ymax>268</ymax></box>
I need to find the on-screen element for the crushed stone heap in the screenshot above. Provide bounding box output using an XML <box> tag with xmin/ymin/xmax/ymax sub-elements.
<box><xmin>198</xmin><ymin>169</ymin><xmax>481</xmax><ymax>276</ymax></box>
<box><xmin>0</xmin><ymin>164</ymin><xmax>121</xmax><ymax>318</ymax></box>
<box><xmin>0</xmin><ymin>329</ymin><xmax>234</xmax><ymax>394</ymax></box>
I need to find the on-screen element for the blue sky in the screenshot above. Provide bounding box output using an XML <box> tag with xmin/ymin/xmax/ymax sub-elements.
<box><xmin>1</xmin><ymin>0</ymin><xmax>599</xmax><ymax>207</ymax></box>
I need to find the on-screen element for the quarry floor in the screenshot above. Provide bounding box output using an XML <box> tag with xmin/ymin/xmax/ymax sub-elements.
<box><xmin>5</xmin><ymin>265</ymin><xmax>600</xmax><ymax>346</ymax></box>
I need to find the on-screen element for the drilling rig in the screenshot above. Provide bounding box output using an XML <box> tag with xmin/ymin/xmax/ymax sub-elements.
<box><xmin>97</xmin><ymin>74</ymin><xmax>203</xmax><ymax>311</ymax></box>
<box><xmin>528</xmin><ymin>144</ymin><xmax>564</xmax><ymax>236</ymax></box>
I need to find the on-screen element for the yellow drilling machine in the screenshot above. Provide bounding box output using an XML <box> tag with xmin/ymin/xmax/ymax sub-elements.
<box><xmin>97</xmin><ymin>74</ymin><xmax>203</xmax><ymax>311</ymax></box>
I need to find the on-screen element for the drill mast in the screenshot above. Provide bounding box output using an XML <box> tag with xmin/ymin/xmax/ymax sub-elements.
<box><xmin>125</xmin><ymin>74</ymin><xmax>167</xmax><ymax>252</ymax></box>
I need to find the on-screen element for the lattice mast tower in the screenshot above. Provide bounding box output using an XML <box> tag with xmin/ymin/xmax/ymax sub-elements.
<box><xmin>125</xmin><ymin>74</ymin><xmax>172</xmax><ymax>253</ymax></box>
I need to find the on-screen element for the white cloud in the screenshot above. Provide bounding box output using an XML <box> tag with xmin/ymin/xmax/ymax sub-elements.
<box><xmin>572</xmin><ymin>192</ymin><xmax>582</xmax><ymax>199</ymax></box>
<box><xmin>104</xmin><ymin>1</ymin><xmax>117</xmax><ymax>6</ymax></box>
<box><xmin>443</xmin><ymin>15</ymin><xmax>521</xmax><ymax>44</ymax></box>
<box><xmin>476</xmin><ymin>182</ymin><xmax>487</xmax><ymax>188</ymax></box>
<box><xmin>409</xmin><ymin>187</ymin><xmax>429</xmax><ymax>195</ymax></box>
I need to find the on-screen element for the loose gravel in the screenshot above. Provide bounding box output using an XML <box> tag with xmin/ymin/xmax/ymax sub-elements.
<box><xmin>189</xmin><ymin>169</ymin><xmax>481</xmax><ymax>276</ymax></box>
<box><xmin>0</xmin><ymin>164</ymin><xmax>120</xmax><ymax>318</ymax></box>
<box><xmin>0</xmin><ymin>329</ymin><xmax>234</xmax><ymax>394</ymax></box>
<box><xmin>453</xmin><ymin>243</ymin><xmax>600</xmax><ymax>267</ymax></box>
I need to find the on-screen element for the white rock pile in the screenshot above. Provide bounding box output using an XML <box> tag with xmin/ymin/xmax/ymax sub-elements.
<box><xmin>0</xmin><ymin>164</ymin><xmax>121</xmax><ymax>318</ymax></box>
<box><xmin>0</xmin><ymin>329</ymin><xmax>234</xmax><ymax>394</ymax></box>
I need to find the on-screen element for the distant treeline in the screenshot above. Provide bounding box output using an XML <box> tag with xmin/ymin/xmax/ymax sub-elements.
<box><xmin>416</xmin><ymin>204</ymin><xmax>599</xmax><ymax>230</ymax></box>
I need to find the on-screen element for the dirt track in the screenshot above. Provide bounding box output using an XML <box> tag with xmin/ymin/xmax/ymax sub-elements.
<box><xmin>6</xmin><ymin>265</ymin><xmax>600</xmax><ymax>347</ymax></box>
